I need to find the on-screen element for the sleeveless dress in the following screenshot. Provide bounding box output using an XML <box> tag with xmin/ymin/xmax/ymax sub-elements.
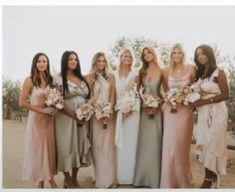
<box><xmin>133</xmin><ymin>79</ymin><xmax>163</xmax><ymax>188</ymax></box>
<box><xmin>54</xmin><ymin>75</ymin><xmax>91</xmax><ymax>171</ymax></box>
<box><xmin>114</xmin><ymin>69</ymin><xmax>140</xmax><ymax>184</ymax></box>
<box><xmin>22</xmin><ymin>87</ymin><xmax>57</xmax><ymax>182</ymax></box>
<box><xmin>160</xmin><ymin>73</ymin><xmax>193</xmax><ymax>188</ymax></box>
<box><xmin>91</xmin><ymin>74</ymin><xmax>117</xmax><ymax>188</ymax></box>
<box><xmin>194</xmin><ymin>68</ymin><xmax>228</xmax><ymax>176</ymax></box>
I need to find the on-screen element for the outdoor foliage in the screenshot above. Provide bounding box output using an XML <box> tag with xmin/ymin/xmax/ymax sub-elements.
<box><xmin>106</xmin><ymin>36</ymin><xmax>171</xmax><ymax>70</ymax></box>
<box><xmin>2</xmin><ymin>76</ymin><xmax>22</xmax><ymax>119</ymax></box>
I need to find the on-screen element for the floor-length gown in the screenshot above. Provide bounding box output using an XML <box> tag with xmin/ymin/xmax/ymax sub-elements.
<box><xmin>114</xmin><ymin>69</ymin><xmax>140</xmax><ymax>184</ymax></box>
<box><xmin>133</xmin><ymin>79</ymin><xmax>163</xmax><ymax>188</ymax></box>
<box><xmin>91</xmin><ymin>74</ymin><xmax>116</xmax><ymax>188</ymax></box>
<box><xmin>55</xmin><ymin>75</ymin><xmax>91</xmax><ymax>172</ymax></box>
<box><xmin>160</xmin><ymin>73</ymin><xmax>193</xmax><ymax>188</ymax></box>
<box><xmin>194</xmin><ymin>68</ymin><xmax>227</xmax><ymax>180</ymax></box>
<box><xmin>22</xmin><ymin>87</ymin><xmax>57</xmax><ymax>182</ymax></box>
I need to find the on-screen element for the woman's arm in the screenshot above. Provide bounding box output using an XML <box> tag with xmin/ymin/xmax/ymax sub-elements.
<box><xmin>193</xmin><ymin>69</ymin><xmax>230</xmax><ymax>107</ymax></box>
<box><xmin>54</xmin><ymin>80</ymin><xmax>78</xmax><ymax>120</ymax></box>
<box><xmin>109</xmin><ymin>74</ymin><xmax>116</xmax><ymax>111</ymax></box>
<box><xmin>162</xmin><ymin>68</ymin><xmax>169</xmax><ymax>93</ymax></box>
<box><xmin>19</xmin><ymin>77</ymin><xmax>56</xmax><ymax>115</ymax></box>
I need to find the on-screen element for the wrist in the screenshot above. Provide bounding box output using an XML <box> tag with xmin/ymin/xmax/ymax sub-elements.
<box><xmin>209</xmin><ymin>97</ymin><xmax>214</xmax><ymax>104</ymax></box>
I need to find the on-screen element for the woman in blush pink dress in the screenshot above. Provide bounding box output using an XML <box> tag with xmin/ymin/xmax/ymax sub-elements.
<box><xmin>19</xmin><ymin>53</ymin><xmax>58</xmax><ymax>188</ymax></box>
<box><xmin>160</xmin><ymin>43</ymin><xmax>196</xmax><ymax>188</ymax></box>
<box><xmin>192</xmin><ymin>44</ymin><xmax>230</xmax><ymax>188</ymax></box>
<box><xmin>86</xmin><ymin>52</ymin><xmax>117</xmax><ymax>188</ymax></box>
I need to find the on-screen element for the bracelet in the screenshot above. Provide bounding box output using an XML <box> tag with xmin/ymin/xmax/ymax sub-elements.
<box><xmin>210</xmin><ymin>98</ymin><xmax>214</xmax><ymax>104</ymax></box>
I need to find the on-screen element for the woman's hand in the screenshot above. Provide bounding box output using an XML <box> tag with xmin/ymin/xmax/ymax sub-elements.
<box><xmin>191</xmin><ymin>99</ymin><xmax>205</xmax><ymax>108</ymax></box>
<box><xmin>143</xmin><ymin>106</ymin><xmax>161</xmax><ymax>115</ymax></box>
<box><xmin>123</xmin><ymin>111</ymin><xmax>132</xmax><ymax>118</ymax></box>
<box><xmin>41</xmin><ymin>107</ymin><xmax>57</xmax><ymax>116</ymax></box>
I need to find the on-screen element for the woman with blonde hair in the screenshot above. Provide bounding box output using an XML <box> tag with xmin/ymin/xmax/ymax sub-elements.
<box><xmin>114</xmin><ymin>48</ymin><xmax>140</xmax><ymax>185</ymax></box>
<box><xmin>86</xmin><ymin>52</ymin><xmax>117</xmax><ymax>188</ymax></box>
<box><xmin>133</xmin><ymin>47</ymin><xmax>163</xmax><ymax>188</ymax></box>
<box><xmin>160</xmin><ymin>43</ymin><xmax>196</xmax><ymax>188</ymax></box>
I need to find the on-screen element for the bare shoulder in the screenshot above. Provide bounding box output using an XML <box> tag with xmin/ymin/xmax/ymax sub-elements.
<box><xmin>24</xmin><ymin>76</ymin><xmax>33</xmax><ymax>86</ymax></box>
<box><xmin>162</xmin><ymin>67</ymin><xmax>169</xmax><ymax>77</ymax></box>
<box><xmin>108</xmin><ymin>73</ymin><xmax>116</xmax><ymax>84</ymax></box>
<box><xmin>85</xmin><ymin>74</ymin><xmax>95</xmax><ymax>83</ymax></box>
<box><xmin>108</xmin><ymin>73</ymin><xmax>115</xmax><ymax>80</ymax></box>
<box><xmin>218</xmin><ymin>68</ymin><xmax>227</xmax><ymax>78</ymax></box>
<box><xmin>186</xmin><ymin>64</ymin><xmax>196</xmax><ymax>71</ymax></box>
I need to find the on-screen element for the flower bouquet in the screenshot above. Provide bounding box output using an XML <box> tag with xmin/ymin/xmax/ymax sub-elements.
<box><xmin>44</xmin><ymin>87</ymin><xmax>64</xmax><ymax>109</ymax></box>
<box><xmin>183</xmin><ymin>83</ymin><xmax>201</xmax><ymax>123</ymax></box>
<box><xmin>164</xmin><ymin>87</ymin><xmax>185</xmax><ymax>113</ymax></box>
<box><xmin>139</xmin><ymin>86</ymin><xmax>161</xmax><ymax>119</ymax></box>
<box><xmin>164</xmin><ymin>83</ymin><xmax>201</xmax><ymax>113</ymax></box>
<box><xmin>94</xmin><ymin>102</ymin><xmax>112</xmax><ymax>129</ymax></box>
<box><xmin>75</xmin><ymin>103</ymin><xmax>94</xmax><ymax>122</ymax></box>
<box><xmin>183</xmin><ymin>83</ymin><xmax>201</xmax><ymax>105</ymax></box>
<box><xmin>115</xmin><ymin>83</ymin><xmax>140</xmax><ymax>117</ymax></box>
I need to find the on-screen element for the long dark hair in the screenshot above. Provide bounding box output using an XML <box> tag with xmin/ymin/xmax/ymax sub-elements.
<box><xmin>30</xmin><ymin>52</ymin><xmax>53</xmax><ymax>88</ymax></box>
<box><xmin>61</xmin><ymin>51</ymin><xmax>90</xmax><ymax>99</ymax></box>
<box><xmin>194</xmin><ymin>44</ymin><xmax>217</xmax><ymax>81</ymax></box>
<box><xmin>139</xmin><ymin>47</ymin><xmax>159</xmax><ymax>77</ymax></box>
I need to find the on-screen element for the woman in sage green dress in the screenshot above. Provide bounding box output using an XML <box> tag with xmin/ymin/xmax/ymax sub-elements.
<box><xmin>133</xmin><ymin>47</ymin><xmax>163</xmax><ymax>188</ymax></box>
<box><xmin>54</xmin><ymin>51</ymin><xmax>92</xmax><ymax>188</ymax></box>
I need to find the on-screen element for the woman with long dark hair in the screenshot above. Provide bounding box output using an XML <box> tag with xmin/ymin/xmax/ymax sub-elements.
<box><xmin>133</xmin><ymin>47</ymin><xmax>163</xmax><ymax>188</ymax></box>
<box><xmin>193</xmin><ymin>44</ymin><xmax>230</xmax><ymax>188</ymax></box>
<box><xmin>19</xmin><ymin>53</ymin><xmax>58</xmax><ymax>188</ymax></box>
<box><xmin>54</xmin><ymin>51</ymin><xmax>92</xmax><ymax>188</ymax></box>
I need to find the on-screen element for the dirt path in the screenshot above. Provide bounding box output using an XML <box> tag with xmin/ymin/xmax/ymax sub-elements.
<box><xmin>2</xmin><ymin>120</ymin><xmax>235</xmax><ymax>189</ymax></box>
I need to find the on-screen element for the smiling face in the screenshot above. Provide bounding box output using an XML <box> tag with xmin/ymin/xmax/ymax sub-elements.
<box><xmin>96</xmin><ymin>56</ymin><xmax>107</xmax><ymax>71</ymax></box>
<box><xmin>143</xmin><ymin>48</ymin><xmax>154</xmax><ymax>63</ymax></box>
<box><xmin>171</xmin><ymin>47</ymin><xmax>184</xmax><ymax>64</ymax></box>
<box><xmin>196</xmin><ymin>48</ymin><xmax>209</xmax><ymax>66</ymax></box>
<box><xmin>67</xmin><ymin>53</ymin><xmax>78</xmax><ymax>70</ymax></box>
<box><xmin>36</xmin><ymin>55</ymin><xmax>48</xmax><ymax>72</ymax></box>
<box><xmin>120</xmin><ymin>51</ymin><xmax>133</xmax><ymax>67</ymax></box>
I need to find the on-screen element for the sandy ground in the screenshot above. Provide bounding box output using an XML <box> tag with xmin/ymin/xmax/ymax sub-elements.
<box><xmin>2</xmin><ymin>120</ymin><xmax>235</xmax><ymax>189</ymax></box>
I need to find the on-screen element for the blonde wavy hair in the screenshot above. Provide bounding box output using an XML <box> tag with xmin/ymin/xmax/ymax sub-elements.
<box><xmin>169</xmin><ymin>43</ymin><xmax>186</xmax><ymax>75</ymax></box>
<box><xmin>90</xmin><ymin>52</ymin><xmax>110</xmax><ymax>80</ymax></box>
<box><xmin>118</xmin><ymin>48</ymin><xmax>135</xmax><ymax>70</ymax></box>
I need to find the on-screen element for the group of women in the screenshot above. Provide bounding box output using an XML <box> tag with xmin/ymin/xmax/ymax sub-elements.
<box><xmin>19</xmin><ymin>43</ymin><xmax>230</xmax><ymax>188</ymax></box>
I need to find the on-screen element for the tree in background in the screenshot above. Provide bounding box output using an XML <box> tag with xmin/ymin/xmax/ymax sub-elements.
<box><xmin>2</xmin><ymin>76</ymin><xmax>22</xmax><ymax>119</ymax></box>
<box><xmin>106</xmin><ymin>36</ymin><xmax>171</xmax><ymax>70</ymax></box>
<box><xmin>219</xmin><ymin>55</ymin><xmax>235</xmax><ymax>128</ymax></box>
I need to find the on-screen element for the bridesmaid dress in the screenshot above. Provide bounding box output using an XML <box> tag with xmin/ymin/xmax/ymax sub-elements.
<box><xmin>133</xmin><ymin>79</ymin><xmax>163</xmax><ymax>188</ymax></box>
<box><xmin>54</xmin><ymin>75</ymin><xmax>91</xmax><ymax>172</ymax></box>
<box><xmin>91</xmin><ymin>74</ymin><xmax>116</xmax><ymax>188</ymax></box>
<box><xmin>160</xmin><ymin>73</ymin><xmax>193</xmax><ymax>188</ymax></box>
<box><xmin>114</xmin><ymin>69</ymin><xmax>140</xmax><ymax>184</ymax></box>
<box><xmin>194</xmin><ymin>68</ymin><xmax>228</xmax><ymax>180</ymax></box>
<box><xmin>22</xmin><ymin>87</ymin><xmax>57</xmax><ymax>182</ymax></box>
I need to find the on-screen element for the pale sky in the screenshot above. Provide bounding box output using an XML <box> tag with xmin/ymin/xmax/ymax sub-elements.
<box><xmin>3</xmin><ymin>6</ymin><xmax>235</xmax><ymax>81</ymax></box>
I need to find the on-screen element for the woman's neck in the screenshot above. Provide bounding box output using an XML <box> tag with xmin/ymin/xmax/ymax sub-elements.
<box><xmin>67</xmin><ymin>69</ymin><xmax>74</xmax><ymax>76</ymax></box>
<box><xmin>119</xmin><ymin>65</ymin><xmax>131</xmax><ymax>78</ymax></box>
<box><xmin>97</xmin><ymin>69</ymin><xmax>105</xmax><ymax>75</ymax></box>
<box><xmin>174</xmin><ymin>62</ymin><xmax>184</xmax><ymax>69</ymax></box>
<box><xmin>148</xmin><ymin>61</ymin><xmax>158</xmax><ymax>69</ymax></box>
